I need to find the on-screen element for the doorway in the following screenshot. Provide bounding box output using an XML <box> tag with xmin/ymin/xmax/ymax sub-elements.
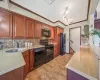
<box><xmin>69</xmin><ymin>27</ymin><xmax>81</xmax><ymax>54</ymax></box>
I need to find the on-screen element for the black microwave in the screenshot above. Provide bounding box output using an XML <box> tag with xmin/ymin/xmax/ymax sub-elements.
<box><xmin>42</xmin><ymin>29</ymin><xmax>51</xmax><ymax>37</ymax></box>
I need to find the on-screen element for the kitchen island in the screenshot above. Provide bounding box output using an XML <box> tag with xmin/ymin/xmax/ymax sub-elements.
<box><xmin>66</xmin><ymin>46</ymin><xmax>98</xmax><ymax>80</ymax></box>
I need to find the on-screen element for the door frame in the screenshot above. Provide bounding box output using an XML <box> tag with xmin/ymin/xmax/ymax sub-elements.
<box><xmin>69</xmin><ymin>26</ymin><xmax>81</xmax><ymax>53</ymax></box>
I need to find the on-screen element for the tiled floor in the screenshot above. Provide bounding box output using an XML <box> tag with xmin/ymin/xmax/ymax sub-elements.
<box><xmin>25</xmin><ymin>54</ymin><xmax>73</xmax><ymax>80</ymax></box>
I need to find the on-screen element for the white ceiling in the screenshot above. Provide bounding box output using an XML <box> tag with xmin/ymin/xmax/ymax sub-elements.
<box><xmin>11</xmin><ymin>0</ymin><xmax>89</xmax><ymax>25</ymax></box>
<box><xmin>96</xmin><ymin>0</ymin><xmax>100</xmax><ymax>12</ymax></box>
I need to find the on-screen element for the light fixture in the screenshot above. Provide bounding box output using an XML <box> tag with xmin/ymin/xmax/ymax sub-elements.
<box><xmin>62</xmin><ymin>7</ymin><xmax>73</xmax><ymax>25</ymax></box>
<box><xmin>44</xmin><ymin>0</ymin><xmax>55</xmax><ymax>5</ymax></box>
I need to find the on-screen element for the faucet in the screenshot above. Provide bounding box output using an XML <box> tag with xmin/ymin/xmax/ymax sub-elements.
<box><xmin>16</xmin><ymin>41</ymin><xmax>20</xmax><ymax>48</ymax></box>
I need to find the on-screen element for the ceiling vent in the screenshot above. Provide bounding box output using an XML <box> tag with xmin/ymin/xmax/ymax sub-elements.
<box><xmin>44</xmin><ymin>0</ymin><xmax>55</xmax><ymax>5</ymax></box>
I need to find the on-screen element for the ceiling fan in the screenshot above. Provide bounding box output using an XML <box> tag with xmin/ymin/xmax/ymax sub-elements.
<box><xmin>44</xmin><ymin>0</ymin><xmax>55</xmax><ymax>5</ymax></box>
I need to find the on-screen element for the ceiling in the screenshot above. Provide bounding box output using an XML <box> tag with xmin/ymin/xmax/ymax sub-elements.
<box><xmin>10</xmin><ymin>0</ymin><xmax>89</xmax><ymax>25</ymax></box>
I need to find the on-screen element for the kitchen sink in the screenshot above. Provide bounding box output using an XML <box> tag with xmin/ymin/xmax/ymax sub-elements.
<box><xmin>5</xmin><ymin>48</ymin><xmax>26</xmax><ymax>53</ymax></box>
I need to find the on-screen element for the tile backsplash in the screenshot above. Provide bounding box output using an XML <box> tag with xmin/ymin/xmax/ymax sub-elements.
<box><xmin>0</xmin><ymin>39</ymin><xmax>40</xmax><ymax>49</ymax></box>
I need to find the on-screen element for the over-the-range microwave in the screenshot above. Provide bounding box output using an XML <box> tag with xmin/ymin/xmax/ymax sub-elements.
<box><xmin>42</xmin><ymin>29</ymin><xmax>51</xmax><ymax>37</ymax></box>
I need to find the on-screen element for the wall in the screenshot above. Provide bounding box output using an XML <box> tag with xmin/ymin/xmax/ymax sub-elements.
<box><xmin>0</xmin><ymin>0</ymin><xmax>65</xmax><ymax>28</ymax></box>
<box><xmin>88</xmin><ymin>14</ymin><xmax>94</xmax><ymax>47</ymax></box>
<box><xmin>64</xmin><ymin>21</ymin><xmax>88</xmax><ymax>53</ymax></box>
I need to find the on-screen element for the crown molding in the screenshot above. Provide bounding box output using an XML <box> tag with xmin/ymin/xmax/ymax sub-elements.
<box><xmin>9</xmin><ymin>0</ymin><xmax>90</xmax><ymax>26</ymax></box>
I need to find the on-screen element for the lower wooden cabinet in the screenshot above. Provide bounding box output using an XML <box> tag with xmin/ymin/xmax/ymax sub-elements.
<box><xmin>22</xmin><ymin>50</ymin><xmax>30</xmax><ymax>76</ymax></box>
<box><xmin>0</xmin><ymin>67</ymin><xmax>24</xmax><ymax>80</ymax></box>
<box><xmin>22</xmin><ymin>49</ymin><xmax>34</xmax><ymax>77</ymax></box>
<box><xmin>29</xmin><ymin>49</ymin><xmax>34</xmax><ymax>71</ymax></box>
<box><xmin>54</xmin><ymin>44</ymin><xmax>59</xmax><ymax>57</ymax></box>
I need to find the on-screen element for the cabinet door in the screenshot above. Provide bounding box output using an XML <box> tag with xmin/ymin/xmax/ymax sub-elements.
<box><xmin>60</xmin><ymin>28</ymin><xmax>64</xmax><ymax>33</ymax></box>
<box><xmin>26</xmin><ymin>18</ymin><xmax>34</xmax><ymax>38</ymax></box>
<box><xmin>35</xmin><ymin>21</ymin><xmax>42</xmax><ymax>38</ymax></box>
<box><xmin>50</xmin><ymin>26</ymin><xmax>54</xmax><ymax>39</ymax></box>
<box><xmin>49</xmin><ymin>26</ymin><xmax>55</xmax><ymax>39</ymax></box>
<box><xmin>29</xmin><ymin>49</ymin><xmax>34</xmax><ymax>71</ymax></box>
<box><xmin>0</xmin><ymin>8</ymin><xmax>12</xmax><ymax>38</ymax></box>
<box><xmin>13</xmin><ymin>13</ymin><xmax>26</xmax><ymax>38</ymax></box>
<box><xmin>22</xmin><ymin>50</ymin><xmax>29</xmax><ymax>76</ymax></box>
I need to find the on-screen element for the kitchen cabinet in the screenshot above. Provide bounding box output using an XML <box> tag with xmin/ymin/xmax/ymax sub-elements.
<box><xmin>26</xmin><ymin>18</ymin><xmax>35</xmax><ymax>38</ymax></box>
<box><xmin>0</xmin><ymin>8</ymin><xmax>12</xmax><ymax>38</ymax></box>
<box><xmin>49</xmin><ymin>26</ymin><xmax>55</xmax><ymax>39</ymax></box>
<box><xmin>0</xmin><ymin>67</ymin><xmax>24</xmax><ymax>80</ymax></box>
<box><xmin>13</xmin><ymin>13</ymin><xmax>26</xmax><ymax>38</ymax></box>
<box><xmin>29</xmin><ymin>49</ymin><xmax>34</xmax><ymax>71</ymax></box>
<box><xmin>54</xmin><ymin>44</ymin><xmax>58</xmax><ymax>57</ymax></box>
<box><xmin>35</xmin><ymin>21</ymin><xmax>42</xmax><ymax>38</ymax></box>
<box><xmin>22</xmin><ymin>50</ymin><xmax>30</xmax><ymax>76</ymax></box>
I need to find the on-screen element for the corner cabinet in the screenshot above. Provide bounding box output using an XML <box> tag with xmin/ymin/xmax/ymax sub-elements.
<box><xmin>26</xmin><ymin>18</ymin><xmax>35</xmax><ymax>38</ymax></box>
<box><xmin>49</xmin><ymin>26</ymin><xmax>55</xmax><ymax>39</ymax></box>
<box><xmin>34</xmin><ymin>21</ymin><xmax>42</xmax><ymax>38</ymax></box>
<box><xmin>0</xmin><ymin>8</ymin><xmax>12</xmax><ymax>38</ymax></box>
<box><xmin>13</xmin><ymin>13</ymin><xmax>26</xmax><ymax>38</ymax></box>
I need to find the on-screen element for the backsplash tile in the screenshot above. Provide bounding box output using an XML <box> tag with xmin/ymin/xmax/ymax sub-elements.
<box><xmin>0</xmin><ymin>39</ymin><xmax>40</xmax><ymax>49</ymax></box>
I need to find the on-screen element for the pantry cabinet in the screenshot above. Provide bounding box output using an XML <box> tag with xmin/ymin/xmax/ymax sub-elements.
<box><xmin>26</xmin><ymin>18</ymin><xmax>35</xmax><ymax>38</ymax></box>
<box><xmin>13</xmin><ymin>13</ymin><xmax>26</xmax><ymax>38</ymax></box>
<box><xmin>35</xmin><ymin>21</ymin><xmax>42</xmax><ymax>38</ymax></box>
<box><xmin>0</xmin><ymin>8</ymin><xmax>12</xmax><ymax>38</ymax></box>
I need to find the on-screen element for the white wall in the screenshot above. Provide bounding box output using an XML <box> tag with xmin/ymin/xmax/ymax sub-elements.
<box><xmin>89</xmin><ymin>14</ymin><xmax>94</xmax><ymax>47</ymax></box>
<box><xmin>64</xmin><ymin>21</ymin><xmax>88</xmax><ymax>53</ymax></box>
<box><xmin>96</xmin><ymin>0</ymin><xmax>100</xmax><ymax>19</ymax></box>
<box><xmin>0</xmin><ymin>0</ymin><xmax>65</xmax><ymax>28</ymax></box>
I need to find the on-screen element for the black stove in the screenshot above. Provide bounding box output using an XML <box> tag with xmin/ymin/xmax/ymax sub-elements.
<box><xmin>40</xmin><ymin>39</ymin><xmax>54</xmax><ymax>63</ymax></box>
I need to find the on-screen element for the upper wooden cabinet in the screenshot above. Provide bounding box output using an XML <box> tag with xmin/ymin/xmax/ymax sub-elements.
<box><xmin>0</xmin><ymin>8</ymin><xmax>12</xmax><ymax>38</ymax></box>
<box><xmin>29</xmin><ymin>49</ymin><xmax>34</xmax><ymax>71</ymax></box>
<box><xmin>49</xmin><ymin>26</ymin><xmax>55</xmax><ymax>39</ymax></box>
<box><xmin>26</xmin><ymin>18</ymin><xmax>35</xmax><ymax>38</ymax></box>
<box><xmin>34</xmin><ymin>21</ymin><xmax>42</xmax><ymax>38</ymax></box>
<box><xmin>13</xmin><ymin>13</ymin><xmax>26</xmax><ymax>38</ymax></box>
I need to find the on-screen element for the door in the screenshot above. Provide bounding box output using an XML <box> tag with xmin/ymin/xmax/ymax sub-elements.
<box><xmin>0</xmin><ymin>8</ymin><xmax>12</xmax><ymax>38</ymax></box>
<box><xmin>26</xmin><ymin>18</ymin><xmax>34</xmax><ymax>38</ymax></box>
<box><xmin>69</xmin><ymin>27</ymin><xmax>81</xmax><ymax>53</ymax></box>
<box><xmin>13</xmin><ymin>13</ymin><xmax>26</xmax><ymax>38</ymax></box>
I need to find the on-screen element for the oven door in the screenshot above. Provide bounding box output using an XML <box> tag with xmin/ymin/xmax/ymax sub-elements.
<box><xmin>45</xmin><ymin>46</ymin><xmax>54</xmax><ymax>63</ymax></box>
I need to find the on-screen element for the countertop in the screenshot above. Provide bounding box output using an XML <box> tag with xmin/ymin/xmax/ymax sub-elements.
<box><xmin>0</xmin><ymin>45</ymin><xmax>45</xmax><ymax>76</ymax></box>
<box><xmin>66</xmin><ymin>46</ymin><xmax>98</xmax><ymax>80</ymax></box>
<box><xmin>90</xmin><ymin>45</ymin><xmax>100</xmax><ymax>60</ymax></box>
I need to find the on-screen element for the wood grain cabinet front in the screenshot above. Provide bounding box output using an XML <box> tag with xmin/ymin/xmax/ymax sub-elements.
<box><xmin>13</xmin><ymin>13</ymin><xmax>26</xmax><ymax>38</ymax></box>
<box><xmin>49</xmin><ymin>26</ymin><xmax>55</xmax><ymax>39</ymax></box>
<box><xmin>54</xmin><ymin>44</ymin><xmax>58</xmax><ymax>57</ymax></box>
<box><xmin>0</xmin><ymin>8</ymin><xmax>12</xmax><ymax>38</ymax></box>
<box><xmin>34</xmin><ymin>21</ymin><xmax>42</xmax><ymax>38</ymax></box>
<box><xmin>29</xmin><ymin>49</ymin><xmax>34</xmax><ymax>71</ymax></box>
<box><xmin>22</xmin><ymin>50</ymin><xmax>30</xmax><ymax>77</ymax></box>
<box><xmin>26</xmin><ymin>18</ymin><xmax>35</xmax><ymax>38</ymax></box>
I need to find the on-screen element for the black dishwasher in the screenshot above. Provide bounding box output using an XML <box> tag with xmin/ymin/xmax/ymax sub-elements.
<box><xmin>34</xmin><ymin>47</ymin><xmax>46</xmax><ymax>68</ymax></box>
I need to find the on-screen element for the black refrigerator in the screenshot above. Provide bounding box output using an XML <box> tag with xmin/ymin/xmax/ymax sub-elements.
<box><xmin>60</xmin><ymin>33</ymin><xmax>66</xmax><ymax>55</ymax></box>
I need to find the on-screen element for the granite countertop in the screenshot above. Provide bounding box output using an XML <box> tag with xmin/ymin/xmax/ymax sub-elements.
<box><xmin>0</xmin><ymin>44</ymin><xmax>45</xmax><ymax>76</ymax></box>
<box><xmin>66</xmin><ymin>46</ymin><xmax>98</xmax><ymax>80</ymax></box>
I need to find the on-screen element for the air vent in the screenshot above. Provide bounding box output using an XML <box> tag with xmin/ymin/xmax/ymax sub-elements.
<box><xmin>44</xmin><ymin>0</ymin><xmax>55</xmax><ymax>5</ymax></box>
